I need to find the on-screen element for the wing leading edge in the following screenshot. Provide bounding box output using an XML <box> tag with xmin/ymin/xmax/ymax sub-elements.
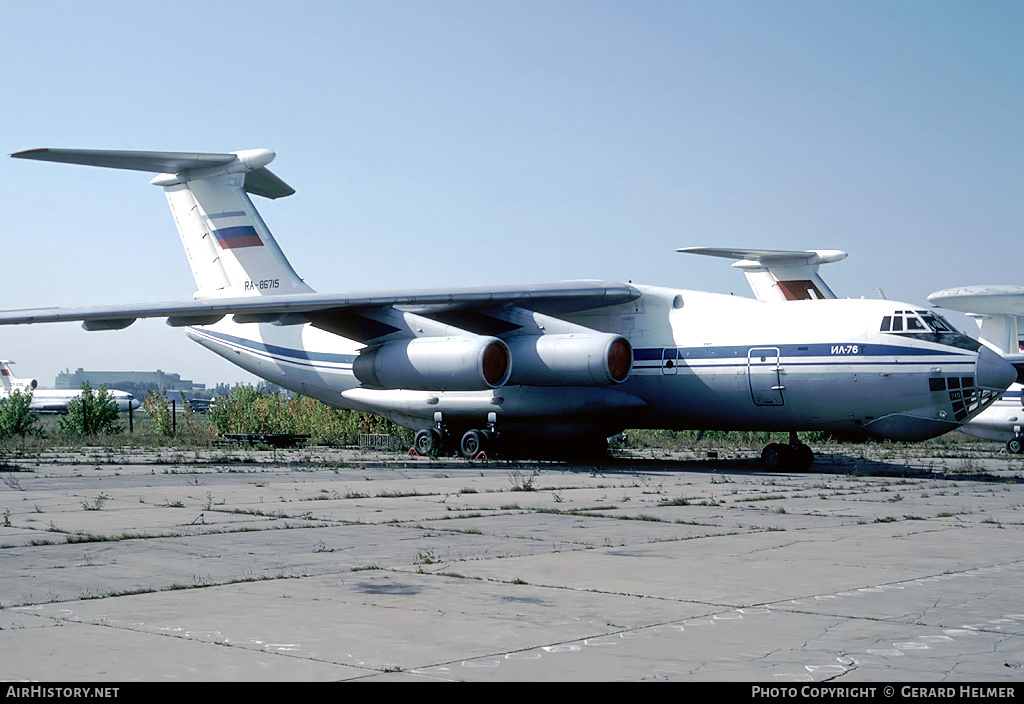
<box><xmin>0</xmin><ymin>281</ymin><xmax>641</xmax><ymax>342</ymax></box>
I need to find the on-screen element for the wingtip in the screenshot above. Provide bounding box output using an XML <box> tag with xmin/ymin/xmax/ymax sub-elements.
<box><xmin>10</xmin><ymin>147</ymin><xmax>48</xmax><ymax>160</ymax></box>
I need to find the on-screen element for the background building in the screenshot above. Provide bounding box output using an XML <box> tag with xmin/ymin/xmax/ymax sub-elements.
<box><xmin>55</xmin><ymin>368</ymin><xmax>205</xmax><ymax>397</ymax></box>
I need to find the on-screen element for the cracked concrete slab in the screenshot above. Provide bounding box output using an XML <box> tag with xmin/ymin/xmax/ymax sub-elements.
<box><xmin>1</xmin><ymin>444</ymin><xmax>1023</xmax><ymax>681</ymax></box>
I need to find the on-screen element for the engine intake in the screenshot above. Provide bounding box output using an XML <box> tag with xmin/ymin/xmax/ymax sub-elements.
<box><xmin>505</xmin><ymin>333</ymin><xmax>633</xmax><ymax>386</ymax></box>
<box><xmin>353</xmin><ymin>336</ymin><xmax>511</xmax><ymax>391</ymax></box>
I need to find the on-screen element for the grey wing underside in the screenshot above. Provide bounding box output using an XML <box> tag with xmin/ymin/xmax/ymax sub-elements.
<box><xmin>0</xmin><ymin>282</ymin><xmax>641</xmax><ymax>343</ymax></box>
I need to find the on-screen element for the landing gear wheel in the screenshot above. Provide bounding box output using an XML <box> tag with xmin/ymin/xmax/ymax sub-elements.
<box><xmin>460</xmin><ymin>429</ymin><xmax>487</xmax><ymax>459</ymax></box>
<box><xmin>793</xmin><ymin>443</ymin><xmax>815</xmax><ymax>472</ymax></box>
<box><xmin>1007</xmin><ymin>436</ymin><xmax>1024</xmax><ymax>454</ymax></box>
<box><xmin>761</xmin><ymin>443</ymin><xmax>789</xmax><ymax>469</ymax></box>
<box><xmin>761</xmin><ymin>441</ymin><xmax>815</xmax><ymax>471</ymax></box>
<box><xmin>414</xmin><ymin>428</ymin><xmax>442</xmax><ymax>456</ymax></box>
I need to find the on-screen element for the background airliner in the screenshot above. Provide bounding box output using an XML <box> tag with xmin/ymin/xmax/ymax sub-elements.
<box><xmin>0</xmin><ymin>360</ymin><xmax>138</xmax><ymax>413</ymax></box>
<box><xmin>928</xmin><ymin>286</ymin><xmax>1024</xmax><ymax>453</ymax></box>
<box><xmin>2</xmin><ymin>147</ymin><xmax>1016</xmax><ymax>467</ymax></box>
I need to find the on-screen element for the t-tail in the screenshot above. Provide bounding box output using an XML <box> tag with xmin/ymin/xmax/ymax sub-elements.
<box><xmin>678</xmin><ymin>247</ymin><xmax>848</xmax><ymax>301</ymax></box>
<box><xmin>0</xmin><ymin>360</ymin><xmax>37</xmax><ymax>393</ymax></box>
<box><xmin>12</xmin><ymin>148</ymin><xmax>313</xmax><ymax>300</ymax></box>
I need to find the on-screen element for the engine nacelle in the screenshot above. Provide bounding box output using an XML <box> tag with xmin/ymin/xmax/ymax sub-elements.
<box><xmin>353</xmin><ymin>336</ymin><xmax>511</xmax><ymax>391</ymax></box>
<box><xmin>505</xmin><ymin>333</ymin><xmax>632</xmax><ymax>386</ymax></box>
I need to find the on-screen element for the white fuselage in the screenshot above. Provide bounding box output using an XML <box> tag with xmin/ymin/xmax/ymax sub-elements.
<box><xmin>185</xmin><ymin>286</ymin><xmax>1006</xmax><ymax>443</ymax></box>
<box><xmin>0</xmin><ymin>387</ymin><xmax>139</xmax><ymax>413</ymax></box>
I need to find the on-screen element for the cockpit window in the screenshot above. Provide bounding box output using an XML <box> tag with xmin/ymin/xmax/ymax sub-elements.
<box><xmin>919</xmin><ymin>311</ymin><xmax>954</xmax><ymax>332</ymax></box>
<box><xmin>880</xmin><ymin>310</ymin><xmax>958</xmax><ymax>334</ymax></box>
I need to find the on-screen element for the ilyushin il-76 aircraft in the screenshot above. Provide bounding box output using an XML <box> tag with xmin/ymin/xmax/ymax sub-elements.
<box><xmin>4</xmin><ymin>147</ymin><xmax>1018</xmax><ymax>469</ymax></box>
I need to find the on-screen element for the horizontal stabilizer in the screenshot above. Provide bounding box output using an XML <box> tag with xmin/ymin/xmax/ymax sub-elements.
<box><xmin>679</xmin><ymin>247</ymin><xmax>847</xmax><ymax>265</ymax></box>
<box><xmin>12</xmin><ymin>148</ymin><xmax>236</xmax><ymax>174</ymax></box>
<box><xmin>242</xmin><ymin>166</ymin><xmax>296</xmax><ymax>199</ymax></box>
<box><xmin>11</xmin><ymin>148</ymin><xmax>294</xmax><ymax>199</ymax></box>
<box><xmin>679</xmin><ymin>247</ymin><xmax>847</xmax><ymax>302</ymax></box>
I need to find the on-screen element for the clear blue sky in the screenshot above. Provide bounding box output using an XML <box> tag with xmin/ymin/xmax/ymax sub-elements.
<box><xmin>1</xmin><ymin>0</ymin><xmax>1022</xmax><ymax>387</ymax></box>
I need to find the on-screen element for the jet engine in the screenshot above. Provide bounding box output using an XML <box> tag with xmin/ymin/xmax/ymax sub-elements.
<box><xmin>353</xmin><ymin>336</ymin><xmax>511</xmax><ymax>391</ymax></box>
<box><xmin>505</xmin><ymin>333</ymin><xmax>632</xmax><ymax>386</ymax></box>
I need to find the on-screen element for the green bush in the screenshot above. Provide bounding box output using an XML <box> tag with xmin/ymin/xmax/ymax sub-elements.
<box><xmin>57</xmin><ymin>383</ymin><xmax>122</xmax><ymax>436</ymax></box>
<box><xmin>208</xmin><ymin>384</ymin><xmax>411</xmax><ymax>445</ymax></box>
<box><xmin>208</xmin><ymin>384</ymin><xmax>292</xmax><ymax>435</ymax></box>
<box><xmin>143</xmin><ymin>389</ymin><xmax>175</xmax><ymax>437</ymax></box>
<box><xmin>0</xmin><ymin>389</ymin><xmax>40</xmax><ymax>438</ymax></box>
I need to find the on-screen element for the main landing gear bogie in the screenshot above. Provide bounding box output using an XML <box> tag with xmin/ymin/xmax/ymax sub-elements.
<box><xmin>761</xmin><ymin>433</ymin><xmax>815</xmax><ymax>472</ymax></box>
<box><xmin>413</xmin><ymin>413</ymin><xmax>499</xmax><ymax>460</ymax></box>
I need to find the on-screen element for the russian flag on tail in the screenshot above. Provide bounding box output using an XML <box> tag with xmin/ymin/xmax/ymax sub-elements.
<box><xmin>213</xmin><ymin>225</ymin><xmax>263</xmax><ymax>249</ymax></box>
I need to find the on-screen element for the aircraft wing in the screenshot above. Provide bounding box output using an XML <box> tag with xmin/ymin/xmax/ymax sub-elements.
<box><xmin>679</xmin><ymin>247</ymin><xmax>847</xmax><ymax>302</ymax></box>
<box><xmin>0</xmin><ymin>281</ymin><xmax>641</xmax><ymax>343</ymax></box>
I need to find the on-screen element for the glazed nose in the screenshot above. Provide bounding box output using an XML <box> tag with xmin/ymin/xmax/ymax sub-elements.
<box><xmin>975</xmin><ymin>346</ymin><xmax>1018</xmax><ymax>392</ymax></box>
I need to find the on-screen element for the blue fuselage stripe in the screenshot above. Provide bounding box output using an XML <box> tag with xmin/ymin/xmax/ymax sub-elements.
<box><xmin>193</xmin><ymin>328</ymin><xmax>972</xmax><ymax>377</ymax></box>
<box><xmin>633</xmin><ymin>344</ymin><xmax>969</xmax><ymax>361</ymax></box>
<box><xmin>193</xmin><ymin>328</ymin><xmax>356</xmax><ymax>367</ymax></box>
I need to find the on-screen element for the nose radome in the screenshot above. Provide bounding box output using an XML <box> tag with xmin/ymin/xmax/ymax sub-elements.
<box><xmin>976</xmin><ymin>347</ymin><xmax>1018</xmax><ymax>392</ymax></box>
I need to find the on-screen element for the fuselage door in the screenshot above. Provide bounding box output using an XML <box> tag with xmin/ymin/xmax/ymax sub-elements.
<box><xmin>748</xmin><ymin>347</ymin><xmax>784</xmax><ymax>406</ymax></box>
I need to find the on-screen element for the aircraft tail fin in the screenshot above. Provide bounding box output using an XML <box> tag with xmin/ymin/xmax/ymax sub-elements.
<box><xmin>0</xmin><ymin>360</ymin><xmax>37</xmax><ymax>393</ymax></box>
<box><xmin>0</xmin><ymin>361</ymin><xmax>11</xmax><ymax>392</ymax></box>
<box><xmin>678</xmin><ymin>247</ymin><xmax>847</xmax><ymax>302</ymax></box>
<box><xmin>12</xmin><ymin>148</ymin><xmax>314</xmax><ymax>299</ymax></box>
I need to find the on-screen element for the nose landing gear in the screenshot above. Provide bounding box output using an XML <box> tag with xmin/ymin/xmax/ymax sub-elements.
<box><xmin>761</xmin><ymin>432</ymin><xmax>815</xmax><ymax>471</ymax></box>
